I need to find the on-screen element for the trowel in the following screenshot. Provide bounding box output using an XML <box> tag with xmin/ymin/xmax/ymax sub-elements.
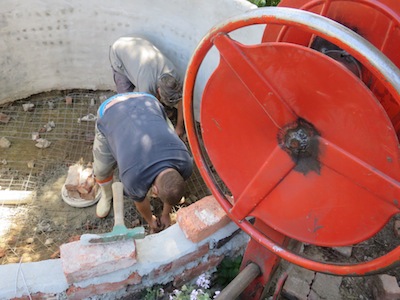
<box><xmin>80</xmin><ymin>182</ymin><xmax>145</xmax><ymax>245</ymax></box>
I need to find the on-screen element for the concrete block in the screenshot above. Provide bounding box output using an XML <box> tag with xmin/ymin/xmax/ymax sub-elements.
<box><xmin>372</xmin><ymin>274</ymin><xmax>400</xmax><ymax>300</ymax></box>
<box><xmin>60</xmin><ymin>239</ymin><xmax>137</xmax><ymax>284</ymax></box>
<box><xmin>309</xmin><ymin>273</ymin><xmax>342</xmax><ymax>300</ymax></box>
<box><xmin>177</xmin><ymin>195</ymin><xmax>231</xmax><ymax>243</ymax></box>
<box><xmin>282</xmin><ymin>265</ymin><xmax>315</xmax><ymax>300</ymax></box>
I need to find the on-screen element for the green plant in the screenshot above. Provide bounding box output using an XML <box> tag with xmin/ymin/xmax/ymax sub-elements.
<box><xmin>215</xmin><ymin>255</ymin><xmax>243</xmax><ymax>287</ymax></box>
<box><xmin>143</xmin><ymin>257</ymin><xmax>243</xmax><ymax>299</ymax></box>
<box><xmin>143</xmin><ymin>286</ymin><xmax>165</xmax><ymax>300</ymax></box>
<box><xmin>248</xmin><ymin>0</ymin><xmax>281</xmax><ymax>7</ymax></box>
<box><xmin>143</xmin><ymin>273</ymin><xmax>220</xmax><ymax>300</ymax></box>
<box><xmin>169</xmin><ymin>273</ymin><xmax>220</xmax><ymax>300</ymax></box>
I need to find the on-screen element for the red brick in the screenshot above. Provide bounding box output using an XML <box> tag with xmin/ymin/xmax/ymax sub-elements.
<box><xmin>148</xmin><ymin>244</ymin><xmax>210</xmax><ymax>282</ymax></box>
<box><xmin>171</xmin><ymin>243</ymin><xmax>209</xmax><ymax>270</ymax></box>
<box><xmin>148</xmin><ymin>262</ymin><xmax>173</xmax><ymax>281</ymax></box>
<box><xmin>65</xmin><ymin>164</ymin><xmax>82</xmax><ymax>191</ymax></box>
<box><xmin>0</xmin><ymin>112</ymin><xmax>10</xmax><ymax>124</ymax></box>
<box><xmin>66</xmin><ymin>272</ymin><xmax>141</xmax><ymax>300</ymax></box>
<box><xmin>11</xmin><ymin>292</ymin><xmax>57</xmax><ymax>300</ymax></box>
<box><xmin>173</xmin><ymin>255</ymin><xmax>224</xmax><ymax>287</ymax></box>
<box><xmin>60</xmin><ymin>239</ymin><xmax>137</xmax><ymax>284</ymax></box>
<box><xmin>372</xmin><ymin>274</ymin><xmax>400</xmax><ymax>300</ymax></box>
<box><xmin>177</xmin><ymin>195</ymin><xmax>230</xmax><ymax>243</ymax></box>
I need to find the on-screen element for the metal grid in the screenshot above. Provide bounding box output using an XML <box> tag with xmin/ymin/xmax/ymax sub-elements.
<box><xmin>0</xmin><ymin>90</ymin><xmax>212</xmax><ymax>264</ymax></box>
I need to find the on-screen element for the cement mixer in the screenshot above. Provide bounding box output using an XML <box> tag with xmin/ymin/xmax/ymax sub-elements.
<box><xmin>183</xmin><ymin>0</ymin><xmax>400</xmax><ymax>298</ymax></box>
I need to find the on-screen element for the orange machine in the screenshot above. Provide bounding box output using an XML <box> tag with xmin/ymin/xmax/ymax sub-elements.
<box><xmin>184</xmin><ymin>0</ymin><xmax>400</xmax><ymax>298</ymax></box>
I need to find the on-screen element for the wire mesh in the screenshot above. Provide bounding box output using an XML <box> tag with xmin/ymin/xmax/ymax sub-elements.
<box><xmin>0</xmin><ymin>90</ymin><xmax>212</xmax><ymax>264</ymax></box>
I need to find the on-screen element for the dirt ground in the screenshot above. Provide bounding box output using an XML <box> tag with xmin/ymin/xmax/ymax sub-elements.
<box><xmin>0</xmin><ymin>90</ymin><xmax>209</xmax><ymax>265</ymax></box>
<box><xmin>304</xmin><ymin>217</ymin><xmax>400</xmax><ymax>299</ymax></box>
<box><xmin>0</xmin><ymin>90</ymin><xmax>399</xmax><ymax>299</ymax></box>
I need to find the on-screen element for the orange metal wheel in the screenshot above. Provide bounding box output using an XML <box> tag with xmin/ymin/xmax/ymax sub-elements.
<box><xmin>183</xmin><ymin>7</ymin><xmax>400</xmax><ymax>275</ymax></box>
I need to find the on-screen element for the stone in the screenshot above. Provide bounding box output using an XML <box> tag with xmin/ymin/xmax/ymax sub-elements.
<box><xmin>31</xmin><ymin>132</ymin><xmax>40</xmax><ymax>140</ymax></box>
<box><xmin>332</xmin><ymin>246</ymin><xmax>353</xmax><ymax>258</ymax></box>
<box><xmin>309</xmin><ymin>272</ymin><xmax>342</xmax><ymax>299</ymax></box>
<box><xmin>0</xmin><ymin>137</ymin><xmax>11</xmax><ymax>148</ymax></box>
<box><xmin>372</xmin><ymin>274</ymin><xmax>400</xmax><ymax>300</ymax></box>
<box><xmin>282</xmin><ymin>265</ymin><xmax>315</xmax><ymax>300</ymax></box>
<box><xmin>0</xmin><ymin>112</ymin><xmax>10</xmax><ymax>124</ymax></box>
<box><xmin>35</xmin><ymin>138</ymin><xmax>51</xmax><ymax>149</ymax></box>
<box><xmin>45</xmin><ymin>238</ymin><xmax>54</xmax><ymax>245</ymax></box>
<box><xmin>22</xmin><ymin>103</ymin><xmax>35</xmax><ymax>111</ymax></box>
<box><xmin>27</xmin><ymin>160</ymin><xmax>35</xmax><ymax>168</ymax></box>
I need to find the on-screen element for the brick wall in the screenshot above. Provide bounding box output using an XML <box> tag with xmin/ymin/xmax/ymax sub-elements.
<box><xmin>5</xmin><ymin>195</ymin><xmax>248</xmax><ymax>299</ymax></box>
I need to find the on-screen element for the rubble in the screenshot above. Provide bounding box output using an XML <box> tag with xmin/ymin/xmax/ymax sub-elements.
<box><xmin>78</xmin><ymin>113</ymin><xmax>97</xmax><ymax>123</ymax></box>
<box><xmin>64</xmin><ymin>163</ymin><xmax>98</xmax><ymax>201</ymax></box>
<box><xmin>66</xmin><ymin>96</ymin><xmax>73</xmax><ymax>105</ymax></box>
<box><xmin>22</xmin><ymin>103</ymin><xmax>35</xmax><ymax>112</ymax></box>
<box><xmin>0</xmin><ymin>137</ymin><xmax>11</xmax><ymax>148</ymax></box>
<box><xmin>0</xmin><ymin>112</ymin><xmax>10</xmax><ymax>124</ymax></box>
<box><xmin>35</xmin><ymin>138</ymin><xmax>51</xmax><ymax>149</ymax></box>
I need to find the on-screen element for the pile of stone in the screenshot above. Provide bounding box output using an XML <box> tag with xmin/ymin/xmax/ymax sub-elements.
<box><xmin>65</xmin><ymin>163</ymin><xmax>98</xmax><ymax>200</ymax></box>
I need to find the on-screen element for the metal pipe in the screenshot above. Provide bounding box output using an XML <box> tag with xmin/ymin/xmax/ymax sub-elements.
<box><xmin>216</xmin><ymin>262</ymin><xmax>261</xmax><ymax>300</ymax></box>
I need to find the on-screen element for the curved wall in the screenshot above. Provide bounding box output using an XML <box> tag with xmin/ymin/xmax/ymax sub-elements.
<box><xmin>0</xmin><ymin>0</ymin><xmax>263</xmax><ymax>115</ymax></box>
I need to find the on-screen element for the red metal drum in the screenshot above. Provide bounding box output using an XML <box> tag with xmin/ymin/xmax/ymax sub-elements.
<box><xmin>183</xmin><ymin>3</ymin><xmax>400</xmax><ymax>299</ymax></box>
<box><xmin>262</xmin><ymin>0</ymin><xmax>400</xmax><ymax>136</ymax></box>
<box><xmin>183</xmin><ymin>7</ymin><xmax>400</xmax><ymax>276</ymax></box>
<box><xmin>201</xmin><ymin>37</ymin><xmax>399</xmax><ymax>247</ymax></box>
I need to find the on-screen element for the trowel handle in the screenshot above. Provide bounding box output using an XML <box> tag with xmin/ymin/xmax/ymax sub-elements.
<box><xmin>112</xmin><ymin>182</ymin><xmax>125</xmax><ymax>227</ymax></box>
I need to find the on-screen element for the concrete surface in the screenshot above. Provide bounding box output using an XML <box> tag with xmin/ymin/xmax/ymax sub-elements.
<box><xmin>0</xmin><ymin>259</ymin><xmax>68</xmax><ymax>299</ymax></box>
<box><xmin>0</xmin><ymin>0</ymin><xmax>264</xmax><ymax>120</ymax></box>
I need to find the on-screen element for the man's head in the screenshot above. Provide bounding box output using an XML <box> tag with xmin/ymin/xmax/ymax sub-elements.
<box><xmin>153</xmin><ymin>168</ymin><xmax>185</xmax><ymax>206</ymax></box>
<box><xmin>157</xmin><ymin>73</ymin><xmax>182</xmax><ymax>107</ymax></box>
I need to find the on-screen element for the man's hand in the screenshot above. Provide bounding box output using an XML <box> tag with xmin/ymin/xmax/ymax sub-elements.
<box><xmin>149</xmin><ymin>215</ymin><xmax>164</xmax><ymax>234</ymax></box>
<box><xmin>160</xmin><ymin>213</ymin><xmax>171</xmax><ymax>229</ymax></box>
<box><xmin>134</xmin><ymin>198</ymin><xmax>164</xmax><ymax>233</ymax></box>
<box><xmin>175</xmin><ymin>124</ymin><xmax>185</xmax><ymax>139</ymax></box>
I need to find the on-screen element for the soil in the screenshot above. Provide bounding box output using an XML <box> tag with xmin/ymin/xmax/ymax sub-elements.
<box><xmin>0</xmin><ymin>90</ymin><xmax>208</xmax><ymax>265</ymax></box>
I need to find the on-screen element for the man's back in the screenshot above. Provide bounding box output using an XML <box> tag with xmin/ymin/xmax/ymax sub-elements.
<box><xmin>97</xmin><ymin>93</ymin><xmax>192</xmax><ymax>200</ymax></box>
<box><xmin>109</xmin><ymin>37</ymin><xmax>178</xmax><ymax>95</ymax></box>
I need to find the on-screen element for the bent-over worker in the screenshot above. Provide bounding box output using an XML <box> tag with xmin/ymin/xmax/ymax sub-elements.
<box><xmin>109</xmin><ymin>36</ymin><xmax>185</xmax><ymax>138</ymax></box>
<box><xmin>93</xmin><ymin>92</ymin><xmax>193</xmax><ymax>232</ymax></box>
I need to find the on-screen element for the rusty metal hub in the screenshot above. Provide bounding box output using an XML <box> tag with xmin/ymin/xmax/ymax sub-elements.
<box><xmin>278</xmin><ymin>118</ymin><xmax>320</xmax><ymax>175</ymax></box>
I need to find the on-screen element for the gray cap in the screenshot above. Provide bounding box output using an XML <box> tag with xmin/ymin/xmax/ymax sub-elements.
<box><xmin>157</xmin><ymin>73</ymin><xmax>182</xmax><ymax>107</ymax></box>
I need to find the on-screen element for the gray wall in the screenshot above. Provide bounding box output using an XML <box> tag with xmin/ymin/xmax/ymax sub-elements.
<box><xmin>0</xmin><ymin>0</ymin><xmax>264</xmax><ymax>118</ymax></box>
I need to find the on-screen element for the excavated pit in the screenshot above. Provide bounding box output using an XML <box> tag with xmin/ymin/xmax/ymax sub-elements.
<box><xmin>0</xmin><ymin>89</ymin><xmax>212</xmax><ymax>264</ymax></box>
